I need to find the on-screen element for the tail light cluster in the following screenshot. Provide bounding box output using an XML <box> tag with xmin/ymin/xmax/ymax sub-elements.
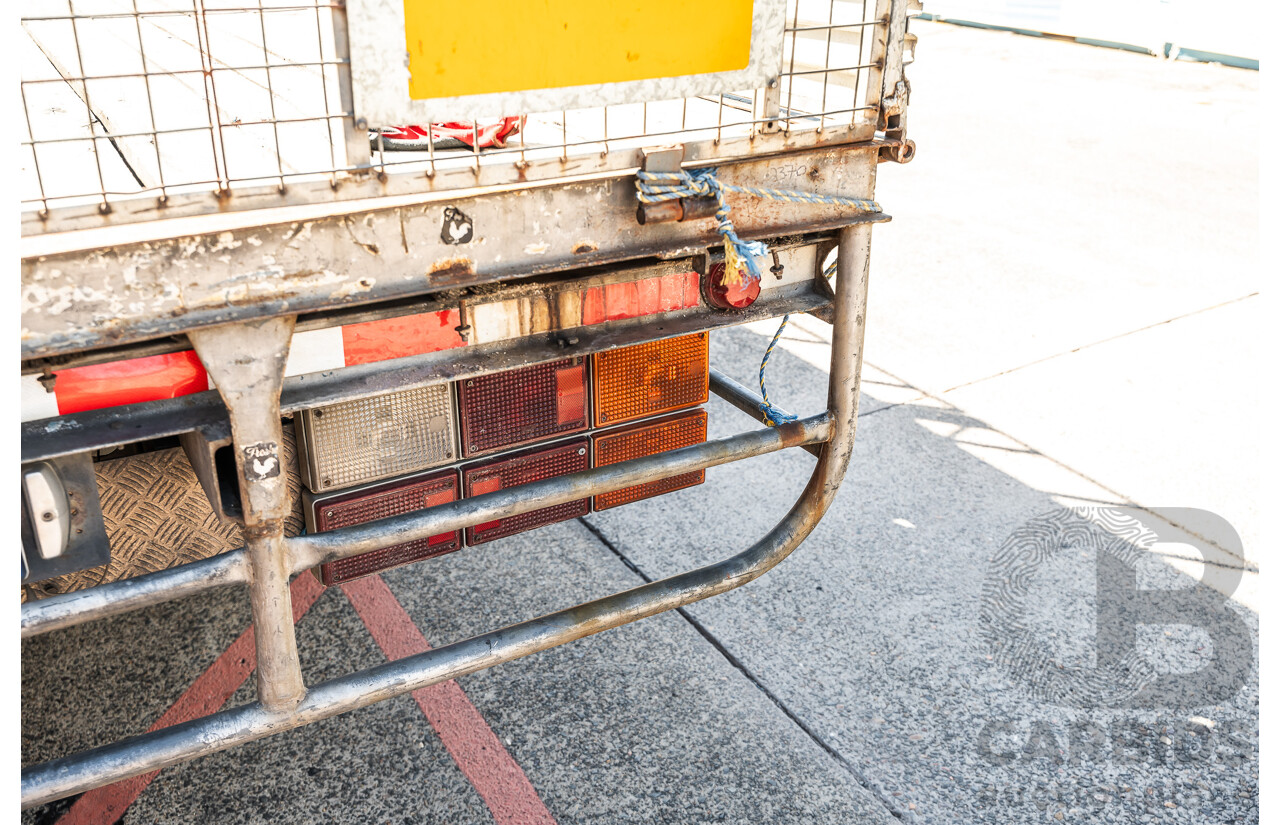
<box><xmin>307</xmin><ymin>470</ymin><xmax>462</xmax><ymax>586</ymax></box>
<box><xmin>296</xmin><ymin>333</ymin><xmax>710</xmax><ymax>585</ymax></box>
<box><xmin>463</xmin><ymin>439</ymin><xmax>591</xmax><ymax>545</ymax></box>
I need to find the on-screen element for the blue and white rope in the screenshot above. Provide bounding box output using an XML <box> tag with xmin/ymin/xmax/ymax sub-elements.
<box><xmin>756</xmin><ymin>259</ymin><xmax>839</xmax><ymax>427</ymax></box>
<box><xmin>635</xmin><ymin>168</ymin><xmax>869</xmax><ymax>428</ymax></box>
<box><xmin>635</xmin><ymin>168</ymin><xmax>879</xmax><ymax>286</ymax></box>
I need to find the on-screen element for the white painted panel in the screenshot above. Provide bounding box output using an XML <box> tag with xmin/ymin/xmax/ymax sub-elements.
<box><xmin>286</xmin><ymin>326</ymin><xmax>347</xmax><ymax>376</ymax></box>
<box><xmin>21</xmin><ymin>374</ymin><xmax>61</xmax><ymax>423</ymax></box>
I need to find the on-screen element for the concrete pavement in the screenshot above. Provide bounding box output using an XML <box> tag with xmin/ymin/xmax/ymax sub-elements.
<box><xmin>22</xmin><ymin>20</ymin><xmax>1259</xmax><ymax>825</ymax></box>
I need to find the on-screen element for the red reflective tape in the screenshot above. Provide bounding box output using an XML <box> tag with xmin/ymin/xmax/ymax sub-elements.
<box><xmin>581</xmin><ymin>286</ymin><xmax>605</xmax><ymax>326</ymax></box>
<box><xmin>682</xmin><ymin>270</ymin><xmax>701</xmax><ymax>309</ymax></box>
<box><xmin>603</xmin><ymin>282</ymin><xmax>636</xmax><ymax>321</ymax></box>
<box><xmin>580</xmin><ymin>272</ymin><xmax>699</xmax><ymax>327</ymax></box>
<box><xmin>635</xmin><ymin>275</ymin><xmax>662</xmax><ymax>315</ymax></box>
<box><xmin>342</xmin><ymin>309</ymin><xmax>465</xmax><ymax>367</ymax></box>
<box><xmin>342</xmin><ymin>576</ymin><xmax>556</xmax><ymax>825</ymax></box>
<box><xmin>58</xmin><ymin>575</ymin><xmax>327</xmax><ymax>825</ymax></box>
<box><xmin>661</xmin><ymin>271</ymin><xmax>700</xmax><ymax>311</ymax></box>
<box><xmin>55</xmin><ymin>351</ymin><xmax>208</xmax><ymax>416</ymax></box>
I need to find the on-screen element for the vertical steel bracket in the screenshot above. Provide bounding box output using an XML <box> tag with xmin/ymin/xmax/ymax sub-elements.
<box><xmin>188</xmin><ymin>317</ymin><xmax>305</xmax><ymax>711</ymax></box>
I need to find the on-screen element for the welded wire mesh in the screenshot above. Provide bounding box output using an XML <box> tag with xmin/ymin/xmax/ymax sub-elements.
<box><xmin>20</xmin><ymin>0</ymin><xmax>889</xmax><ymax>230</ymax></box>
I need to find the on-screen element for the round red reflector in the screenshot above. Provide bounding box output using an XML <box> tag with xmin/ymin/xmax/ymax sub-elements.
<box><xmin>704</xmin><ymin>262</ymin><xmax>760</xmax><ymax>310</ymax></box>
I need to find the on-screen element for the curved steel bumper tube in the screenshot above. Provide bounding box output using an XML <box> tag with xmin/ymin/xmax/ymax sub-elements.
<box><xmin>21</xmin><ymin>416</ymin><xmax>829</xmax><ymax>639</ymax></box>
<box><xmin>21</xmin><ymin>223</ymin><xmax>872</xmax><ymax>809</ymax></box>
<box><xmin>21</xmin><ymin>550</ymin><xmax>248</xmax><ymax>638</ymax></box>
<box><xmin>708</xmin><ymin>368</ymin><xmax>823</xmax><ymax>459</ymax></box>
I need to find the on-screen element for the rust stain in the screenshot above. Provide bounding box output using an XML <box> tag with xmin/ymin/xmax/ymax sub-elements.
<box><xmin>427</xmin><ymin>256</ymin><xmax>475</xmax><ymax>283</ymax></box>
<box><xmin>571</xmin><ymin>241</ymin><xmax>599</xmax><ymax>255</ymax></box>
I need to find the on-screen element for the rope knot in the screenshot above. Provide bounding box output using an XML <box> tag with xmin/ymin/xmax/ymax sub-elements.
<box><xmin>635</xmin><ymin>166</ymin><xmax>881</xmax><ymax>291</ymax></box>
<box><xmin>637</xmin><ymin>168</ymin><xmax>766</xmax><ymax>286</ymax></box>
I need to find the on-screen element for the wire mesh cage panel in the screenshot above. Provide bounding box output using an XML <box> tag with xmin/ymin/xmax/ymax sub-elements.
<box><xmin>20</xmin><ymin>0</ymin><xmax>894</xmax><ymax>233</ymax></box>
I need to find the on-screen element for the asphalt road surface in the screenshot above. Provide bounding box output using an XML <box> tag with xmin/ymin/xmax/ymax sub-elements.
<box><xmin>22</xmin><ymin>21</ymin><xmax>1260</xmax><ymax>825</ymax></box>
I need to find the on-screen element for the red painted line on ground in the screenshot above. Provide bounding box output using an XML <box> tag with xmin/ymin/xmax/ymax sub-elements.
<box><xmin>58</xmin><ymin>574</ymin><xmax>327</xmax><ymax>825</ymax></box>
<box><xmin>341</xmin><ymin>575</ymin><xmax>557</xmax><ymax>825</ymax></box>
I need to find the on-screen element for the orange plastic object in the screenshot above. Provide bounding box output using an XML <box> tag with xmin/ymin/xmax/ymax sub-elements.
<box><xmin>592</xmin><ymin>409</ymin><xmax>708</xmax><ymax>511</ymax></box>
<box><xmin>592</xmin><ymin>333</ymin><xmax>709</xmax><ymax>427</ymax></box>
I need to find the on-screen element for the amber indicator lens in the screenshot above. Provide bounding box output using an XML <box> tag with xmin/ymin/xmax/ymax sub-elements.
<box><xmin>592</xmin><ymin>333</ymin><xmax>709</xmax><ymax>427</ymax></box>
<box><xmin>295</xmin><ymin>383</ymin><xmax>457</xmax><ymax>492</ymax></box>
<box><xmin>592</xmin><ymin>409</ymin><xmax>708</xmax><ymax>511</ymax></box>
<box><xmin>462</xmin><ymin>438</ymin><xmax>590</xmax><ymax>546</ymax></box>
<box><xmin>457</xmin><ymin>358</ymin><xmax>589</xmax><ymax>458</ymax></box>
<box><xmin>309</xmin><ymin>469</ymin><xmax>461</xmax><ymax>586</ymax></box>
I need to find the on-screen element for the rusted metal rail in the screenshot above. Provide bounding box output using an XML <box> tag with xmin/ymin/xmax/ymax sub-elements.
<box><xmin>23</xmin><ymin>222</ymin><xmax>872</xmax><ymax>808</ymax></box>
<box><xmin>21</xmin><ymin>0</ymin><xmax>915</xmax><ymax>805</ymax></box>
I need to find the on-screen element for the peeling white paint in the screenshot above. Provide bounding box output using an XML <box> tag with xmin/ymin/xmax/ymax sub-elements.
<box><xmin>329</xmin><ymin>274</ymin><xmax>374</xmax><ymax>299</ymax></box>
<box><xmin>524</xmin><ymin>242</ymin><xmax>550</xmax><ymax>255</ymax></box>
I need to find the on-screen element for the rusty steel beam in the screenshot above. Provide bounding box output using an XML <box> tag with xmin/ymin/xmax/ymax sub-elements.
<box><xmin>21</xmin><ymin>145</ymin><xmax>886</xmax><ymax>361</ymax></box>
<box><xmin>21</xmin><ymin>221</ymin><xmax>873</xmax><ymax>808</ymax></box>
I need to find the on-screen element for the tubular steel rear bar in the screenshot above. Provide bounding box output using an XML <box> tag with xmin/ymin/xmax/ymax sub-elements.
<box><xmin>21</xmin><ymin>222</ymin><xmax>872</xmax><ymax>808</ymax></box>
<box><xmin>21</xmin><ymin>414</ymin><xmax>831</xmax><ymax>638</ymax></box>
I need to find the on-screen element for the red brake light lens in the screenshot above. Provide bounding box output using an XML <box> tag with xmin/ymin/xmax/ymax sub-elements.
<box><xmin>457</xmin><ymin>358</ymin><xmax>589</xmax><ymax>457</ymax></box>
<box><xmin>462</xmin><ymin>438</ymin><xmax>590</xmax><ymax>545</ymax></box>
<box><xmin>592</xmin><ymin>409</ymin><xmax>707</xmax><ymax>510</ymax></box>
<box><xmin>309</xmin><ymin>469</ymin><xmax>462</xmax><ymax>586</ymax></box>
<box><xmin>704</xmin><ymin>262</ymin><xmax>761</xmax><ymax>310</ymax></box>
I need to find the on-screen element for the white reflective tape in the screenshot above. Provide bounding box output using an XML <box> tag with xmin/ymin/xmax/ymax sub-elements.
<box><xmin>21</xmin><ymin>373</ymin><xmax>61</xmax><ymax>423</ymax></box>
<box><xmin>286</xmin><ymin>327</ymin><xmax>346</xmax><ymax>377</ymax></box>
<box><xmin>471</xmin><ymin>299</ymin><xmax>522</xmax><ymax>344</ymax></box>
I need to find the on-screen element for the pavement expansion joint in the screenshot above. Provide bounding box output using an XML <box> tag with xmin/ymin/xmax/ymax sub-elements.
<box><xmin>575</xmin><ymin>516</ymin><xmax>911</xmax><ymax>821</ymax></box>
<box><xmin>938</xmin><ymin>291</ymin><xmax>1260</xmax><ymax>396</ymax></box>
<box><xmin>857</xmin><ymin>360</ymin><xmax>1254</xmax><ymax>568</ymax></box>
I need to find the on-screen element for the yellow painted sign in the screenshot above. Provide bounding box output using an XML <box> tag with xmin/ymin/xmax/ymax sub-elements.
<box><xmin>403</xmin><ymin>0</ymin><xmax>755</xmax><ymax>100</ymax></box>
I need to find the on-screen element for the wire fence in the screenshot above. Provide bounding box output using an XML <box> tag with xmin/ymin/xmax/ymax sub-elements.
<box><xmin>21</xmin><ymin>0</ymin><xmax>888</xmax><ymax>230</ymax></box>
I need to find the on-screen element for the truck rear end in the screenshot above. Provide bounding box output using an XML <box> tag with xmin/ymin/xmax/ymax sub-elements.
<box><xmin>19</xmin><ymin>0</ymin><xmax>918</xmax><ymax>805</ymax></box>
